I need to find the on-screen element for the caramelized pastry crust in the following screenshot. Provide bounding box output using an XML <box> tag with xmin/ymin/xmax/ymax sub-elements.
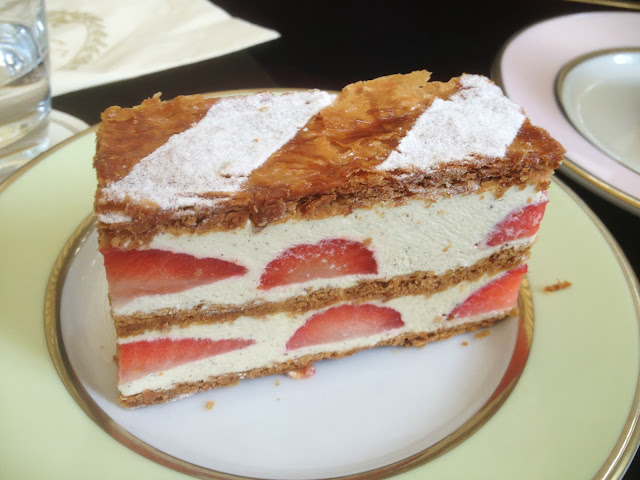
<box><xmin>94</xmin><ymin>72</ymin><xmax>565</xmax><ymax>249</ymax></box>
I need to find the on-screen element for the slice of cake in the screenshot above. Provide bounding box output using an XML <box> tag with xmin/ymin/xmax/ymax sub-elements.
<box><xmin>93</xmin><ymin>71</ymin><xmax>564</xmax><ymax>407</ymax></box>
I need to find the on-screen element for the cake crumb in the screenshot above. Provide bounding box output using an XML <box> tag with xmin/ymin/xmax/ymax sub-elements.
<box><xmin>437</xmin><ymin>209</ymin><xmax>445</xmax><ymax>215</ymax></box>
<box><xmin>474</xmin><ymin>330</ymin><xmax>491</xmax><ymax>339</ymax></box>
<box><xmin>205</xmin><ymin>400</ymin><xmax>215</xmax><ymax>410</ymax></box>
<box><xmin>275</xmin><ymin>380</ymin><xmax>280</xmax><ymax>386</ymax></box>
<box><xmin>287</xmin><ymin>365</ymin><xmax>316</xmax><ymax>379</ymax></box>
<box><xmin>461</xmin><ymin>341</ymin><xmax>469</xmax><ymax>346</ymax></box>
<box><xmin>442</xmin><ymin>242</ymin><xmax>451</xmax><ymax>252</ymax></box>
<box><xmin>544</xmin><ymin>280</ymin><xmax>572</xmax><ymax>293</ymax></box>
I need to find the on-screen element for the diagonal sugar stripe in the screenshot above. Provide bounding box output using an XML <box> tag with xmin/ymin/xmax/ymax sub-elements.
<box><xmin>377</xmin><ymin>75</ymin><xmax>526</xmax><ymax>172</ymax></box>
<box><xmin>103</xmin><ymin>90</ymin><xmax>336</xmax><ymax>209</ymax></box>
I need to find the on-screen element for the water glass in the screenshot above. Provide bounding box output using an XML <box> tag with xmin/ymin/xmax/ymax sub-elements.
<box><xmin>0</xmin><ymin>0</ymin><xmax>50</xmax><ymax>179</ymax></box>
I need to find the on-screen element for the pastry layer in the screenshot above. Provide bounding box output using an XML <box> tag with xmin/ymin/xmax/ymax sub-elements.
<box><xmin>94</xmin><ymin>73</ymin><xmax>564</xmax><ymax>244</ymax></box>
<box><xmin>106</xmin><ymin>184</ymin><xmax>544</xmax><ymax>328</ymax></box>
<box><xmin>117</xmin><ymin>265</ymin><xmax>525</xmax><ymax>406</ymax></box>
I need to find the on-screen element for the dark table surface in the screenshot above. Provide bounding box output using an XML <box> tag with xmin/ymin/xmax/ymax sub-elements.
<box><xmin>52</xmin><ymin>0</ymin><xmax>640</xmax><ymax>478</ymax></box>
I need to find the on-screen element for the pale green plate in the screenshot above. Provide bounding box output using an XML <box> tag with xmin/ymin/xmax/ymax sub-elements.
<box><xmin>1</xmin><ymin>126</ymin><xmax>639</xmax><ymax>480</ymax></box>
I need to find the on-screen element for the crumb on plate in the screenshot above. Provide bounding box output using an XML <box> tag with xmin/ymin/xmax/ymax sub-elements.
<box><xmin>474</xmin><ymin>330</ymin><xmax>491</xmax><ymax>339</ymax></box>
<box><xmin>544</xmin><ymin>280</ymin><xmax>572</xmax><ymax>293</ymax></box>
<box><xmin>287</xmin><ymin>365</ymin><xmax>316</xmax><ymax>379</ymax></box>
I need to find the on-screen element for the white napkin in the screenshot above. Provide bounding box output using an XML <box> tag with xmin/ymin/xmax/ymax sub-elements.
<box><xmin>46</xmin><ymin>0</ymin><xmax>279</xmax><ymax>96</ymax></box>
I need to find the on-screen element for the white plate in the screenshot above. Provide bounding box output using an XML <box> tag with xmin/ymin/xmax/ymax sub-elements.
<box><xmin>0</xmin><ymin>109</ymin><xmax>89</xmax><ymax>182</ymax></box>
<box><xmin>493</xmin><ymin>12</ymin><xmax>640</xmax><ymax>215</ymax></box>
<box><xmin>49</xmin><ymin>109</ymin><xmax>90</xmax><ymax>147</ymax></box>
<box><xmin>54</xmin><ymin>223</ymin><xmax>525</xmax><ymax>479</ymax></box>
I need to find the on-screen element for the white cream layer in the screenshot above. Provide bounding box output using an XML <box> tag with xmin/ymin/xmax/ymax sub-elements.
<box><xmin>118</xmin><ymin>270</ymin><xmax>513</xmax><ymax>396</ymax></box>
<box><xmin>111</xmin><ymin>185</ymin><xmax>544</xmax><ymax>317</ymax></box>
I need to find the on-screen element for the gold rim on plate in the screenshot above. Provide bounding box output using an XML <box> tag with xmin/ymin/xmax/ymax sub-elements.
<box><xmin>565</xmin><ymin>181</ymin><xmax>640</xmax><ymax>480</ymax></box>
<box><xmin>564</xmin><ymin>0</ymin><xmax>640</xmax><ymax>10</ymax></box>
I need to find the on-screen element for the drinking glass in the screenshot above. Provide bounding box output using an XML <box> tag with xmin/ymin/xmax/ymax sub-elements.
<box><xmin>0</xmin><ymin>0</ymin><xmax>50</xmax><ymax>180</ymax></box>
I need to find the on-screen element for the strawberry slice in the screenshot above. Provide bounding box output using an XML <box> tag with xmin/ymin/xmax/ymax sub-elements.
<box><xmin>483</xmin><ymin>200</ymin><xmax>548</xmax><ymax>247</ymax></box>
<box><xmin>286</xmin><ymin>304</ymin><xmax>403</xmax><ymax>350</ymax></box>
<box><xmin>448</xmin><ymin>264</ymin><xmax>527</xmax><ymax>320</ymax></box>
<box><xmin>259</xmin><ymin>238</ymin><xmax>377</xmax><ymax>290</ymax></box>
<box><xmin>119</xmin><ymin>338</ymin><xmax>255</xmax><ymax>383</ymax></box>
<box><xmin>102</xmin><ymin>248</ymin><xmax>247</xmax><ymax>303</ymax></box>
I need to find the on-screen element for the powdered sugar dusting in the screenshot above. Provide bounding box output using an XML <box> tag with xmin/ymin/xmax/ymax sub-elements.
<box><xmin>377</xmin><ymin>75</ymin><xmax>525</xmax><ymax>172</ymax></box>
<box><xmin>98</xmin><ymin>212</ymin><xmax>132</xmax><ymax>224</ymax></box>
<box><xmin>103</xmin><ymin>90</ymin><xmax>336</xmax><ymax>209</ymax></box>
